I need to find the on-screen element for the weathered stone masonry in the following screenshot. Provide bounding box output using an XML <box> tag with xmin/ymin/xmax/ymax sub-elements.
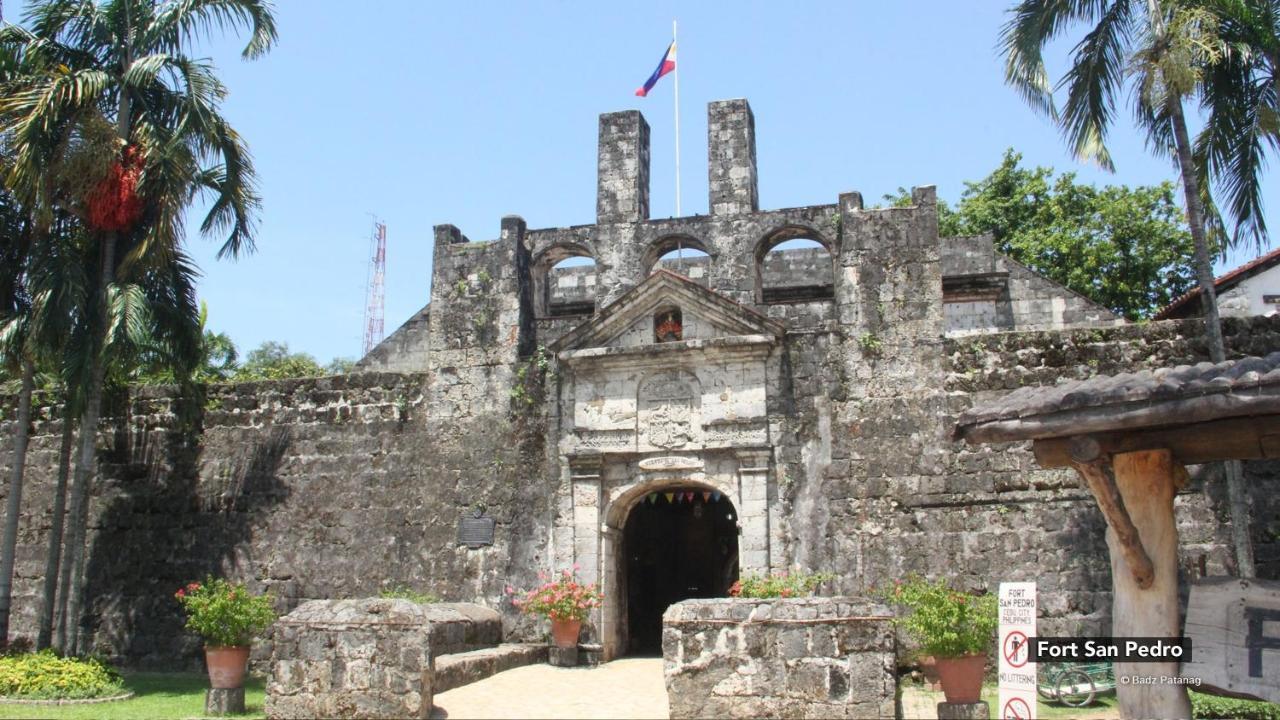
<box><xmin>0</xmin><ymin>99</ymin><xmax>1276</xmax><ymax>666</ymax></box>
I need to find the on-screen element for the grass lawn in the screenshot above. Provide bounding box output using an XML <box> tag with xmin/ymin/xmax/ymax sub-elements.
<box><xmin>904</xmin><ymin>679</ymin><xmax>1120</xmax><ymax>719</ymax></box>
<box><xmin>0</xmin><ymin>673</ymin><xmax>266</xmax><ymax>720</ymax></box>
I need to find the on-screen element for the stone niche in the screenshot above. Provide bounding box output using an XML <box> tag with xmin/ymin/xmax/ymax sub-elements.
<box><xmin>662</xmin><ymin>598</ymin><xmax>897</xmax><ymax>720</ymax></box>
<box><xmin>265</xmin><ymin>599</ymin><xmax>433</xmax><ymax>720</ymax></box>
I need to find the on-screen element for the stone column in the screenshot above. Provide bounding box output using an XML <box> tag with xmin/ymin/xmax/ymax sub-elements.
<box><xmin>708</xmin><ymin>99</ymin><xmax>759</xmax><ymax>216</ymax></box>
<box><xmin>597</xmin><ymin>111</ymin><xmax>650</xmax><ymax>224</ymax></box>
<box><xmin>735</xmin><ymin>449</ymin><xmax>772</xmax><ymax>574</ymax></box>
<box><xmin>568</xmin><ymin>454</ymin><xmax>603</xmax><ymax>585</ymax></box>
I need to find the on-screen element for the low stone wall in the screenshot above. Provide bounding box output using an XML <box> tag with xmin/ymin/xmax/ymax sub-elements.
<box><xmin>662</xmin><ymin>597</ymin><xmax>896</xmax><ymax>719</ymax></box>
<box><xmin>265</xmin><ymin>599</ymin><xmax>433</xmax><ymax>720</ymax></box>
<box><xmin>422</xmin><ymin>603</ymin><xmax>501</xmax><ymax>656</ymax></box>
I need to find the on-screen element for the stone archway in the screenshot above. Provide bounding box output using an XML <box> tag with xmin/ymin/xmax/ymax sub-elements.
<box><xmin>599</xmin><ymin>472</ymin><xmax>738</xmax><ymax>659</ymax></box>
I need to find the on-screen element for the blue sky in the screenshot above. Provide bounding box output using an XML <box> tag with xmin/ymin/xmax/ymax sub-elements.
<box><xmin>12</xmin><ymin>1</ymin><xmax>1278</xmax><ymax>364</ymax></box>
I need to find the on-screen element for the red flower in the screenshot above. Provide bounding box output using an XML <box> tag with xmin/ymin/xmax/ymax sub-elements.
<box><xmin>175</xmin><ymin>589</ymin><xmax>185</xmax><ymax>598</ymax></box>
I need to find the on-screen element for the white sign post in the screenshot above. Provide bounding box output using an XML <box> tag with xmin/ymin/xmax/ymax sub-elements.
<box><xmin>998</xmin><ymin>582</ymin><xmax>1038</xmax><ymax>720</ymax></box>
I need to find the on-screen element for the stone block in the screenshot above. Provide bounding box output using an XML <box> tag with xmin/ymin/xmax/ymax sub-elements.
<box><xmin>938</xmin><ymin>701</ymin><xmax>990</xmax><ymax>719</ymax></box>
<box><xmin>206</xmin><ymin>687</ymin><xmax>245</xmax><ymax>716</ymax></box>
<box><xmin>664</xmin><ymin>598</ymin><xmax>894</xmax><ymax>719</ymax></box>
<box><xmin>549</xmin><ymin>646</ymin><xmax>579</xmax><ymax>667</ymax></box>
<box><xmin>265</xmin><ymin>599</ymin><xmax>433</xmax><ymax>720</ymax></box>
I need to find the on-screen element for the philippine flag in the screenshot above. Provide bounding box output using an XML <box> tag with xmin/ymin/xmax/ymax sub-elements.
<box><xmin>635</xmin><ymin>42</ymin><xmax>676</xmax><ymax>97</ymax></box>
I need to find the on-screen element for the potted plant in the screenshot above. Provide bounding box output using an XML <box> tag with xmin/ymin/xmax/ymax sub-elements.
<box><xmin>884</xmin><ymin>576</ymin><xmax>997</xmax><ymax>704</ymax></box>
<box><xmin>511</xmin><ymin>569</ymin><xmax>603</xmax><ymax>649</ymax></box>
<box><xmin>176</xmin><ymin>577</ymin><xmax>277</xmax><ymax>689</ymax></box>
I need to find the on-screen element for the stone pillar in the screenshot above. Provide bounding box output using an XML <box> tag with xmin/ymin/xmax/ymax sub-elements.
<box><xmin>265</xmin><ymin>599</ymin><xmax>434</xmax><ymax>719</ymax></box>
<box><xmin>568</xmin><ymin>455</ymin><xmax>603</xmax><ymax>586</ymax></box>
<box><xmin>735</xmin><ymin>449</ymin><xmax>771</xmax><ymax>573</ymax></box>
<box><xmin>707</xmin><ymin>99</ymin><xmax>758</xmax><ymax>216</ymax></box>
<box><xmin>597</xmin><ymin>111</ymin><xmax>650</xmax><ymax>224</ymax></box>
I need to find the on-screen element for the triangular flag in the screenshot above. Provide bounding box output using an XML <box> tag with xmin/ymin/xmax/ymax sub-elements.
<box><xmin>685</xmin><ymin>492</ymin><xmax>695</xmax><ymax>502</ymax></box>
<box><xmin>648</xmin><ymin>493</ymin><xmax>657</xmax><ymax>504</ymax></box>
<box><xmin>665</xmin><ymin>492</ymin><xmax>675</xmax><ymax>504</ymax></box>
<box><xmin>712</xmin><ymin>491</ymin><xmax>722</xmax><ymax>502</ymax></box>
<box><xmin>702</xmin><ymin>491</ymin><xmax>711</xmax><ymax>502</ymax></box>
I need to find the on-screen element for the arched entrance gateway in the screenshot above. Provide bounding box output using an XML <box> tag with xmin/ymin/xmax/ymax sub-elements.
<box><xmin>549</xmin><ymin>270</ymin><xmax>786</xmax><ymax>660</ymax></box>
<box><xmin>610</xmin><ymin>478</ymin><xmax>740</xmax><ymax>654</ymax></box>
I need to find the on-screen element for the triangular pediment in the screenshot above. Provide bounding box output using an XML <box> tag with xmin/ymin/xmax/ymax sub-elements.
<box><xmin>551</xmin><ymin>270</ymin><xmax>784</xmax><ymax>352</ymax></box>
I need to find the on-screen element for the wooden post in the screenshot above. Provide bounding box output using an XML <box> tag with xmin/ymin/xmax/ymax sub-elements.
<box><xmin>1108</xmin><ymin>449</ymin><xmax>1191</xmax><ymax>720</ymax></box>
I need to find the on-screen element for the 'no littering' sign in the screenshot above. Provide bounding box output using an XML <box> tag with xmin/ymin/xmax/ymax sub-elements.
<box><xmin>998</xmin><ymin>582</ymin><xmax>1037</xmax><ymax>720</ymax></box>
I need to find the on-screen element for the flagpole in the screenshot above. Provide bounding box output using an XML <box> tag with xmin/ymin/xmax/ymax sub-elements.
<box><xmin>673</xmin><ymin>19</ymin><xmax>682</xmax><ymax>222</ymax></box>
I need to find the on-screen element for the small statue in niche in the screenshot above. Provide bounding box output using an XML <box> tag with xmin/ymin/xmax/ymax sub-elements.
<box><xmin>654</xmin><ymin>308</ymin><xmax>683</xmax><ymax>343</ymax></box>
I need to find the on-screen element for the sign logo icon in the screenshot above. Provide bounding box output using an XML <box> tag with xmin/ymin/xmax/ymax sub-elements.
<box><xmin>1004</xmin><ymin>630</ymin><xmax>1030</xmax><ymax>668</ymax></box>
<box><xmin>1003</xmin><ymin>696</ymin><xmax>1032</xmax><ymax>719</ymax></box>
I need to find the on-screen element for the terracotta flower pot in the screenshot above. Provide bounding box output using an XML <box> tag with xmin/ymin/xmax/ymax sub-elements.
<box><xmin>934</xmin><ymin>653</ymin><xmax>986</xmax><ymax>704</ymax></box>
<box><xmin>205</xmin><ymin>645</ymin><xmax>251</xmax><ymax>689</ymax></box>
<box><xmin>550</xmin><ymin>618</ymin><xmax>581</xmax><ymax>649</ymax></box>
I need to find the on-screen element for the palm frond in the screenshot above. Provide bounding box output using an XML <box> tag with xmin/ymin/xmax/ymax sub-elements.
<box><xmin>1058</xmin><ymin>0</ymin><xmax>1135</xmax><ymax>170</ymax></box>
<box><xmin>148</xmin><ymin>0</ymin><xmax>278</xmax><ymax>60</ymax></box>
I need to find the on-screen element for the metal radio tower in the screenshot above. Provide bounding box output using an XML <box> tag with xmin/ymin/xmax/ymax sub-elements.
<box><xmin>362</xmin><ymin>219</ymin><xmax>387</xmax><ymax>355</ymax></box>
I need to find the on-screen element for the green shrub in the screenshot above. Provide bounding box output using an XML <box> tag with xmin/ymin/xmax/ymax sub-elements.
<box><xmin>0</xmin><ymin>651</ymin><xmax>125</xmax><ymax>699</ymax></box>
<box><xmin>175</xmin><ymin>576</ymin><xmax>276</xmax><ymax>647</ymax></box>
<box><xmin>880</xmin><ymin>575</ymin><xmax>997</xmax><ymax>658</ymax></box>
<box><xmin>729</xmin><ymin>571</ymin><xmax>833</xmax><ymax>598</ymax></box>
<box><xmin>378</xmin><ymin>587</ymin><xmax>441</xmax><ymax>604</ymax></box>
<box><xmin>1191</xmin><ymin>691</ymin><xmax>1280</xmax><ymax>720</ymax></box>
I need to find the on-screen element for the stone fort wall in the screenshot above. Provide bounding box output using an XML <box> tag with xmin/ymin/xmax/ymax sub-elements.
<box><xmin>0</xmin><ymin>318</ymin><xmax>1276</xmax><ymax>665</ymax></box>
<box><xmin>1</xmin><ymin>98</ymin><xmax>1274</xmax><ymax>665</ymax></box>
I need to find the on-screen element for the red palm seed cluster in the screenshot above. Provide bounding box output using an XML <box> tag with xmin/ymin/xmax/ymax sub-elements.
<box><xmin>86</xmin><ymin>145</ymin><xmax>144</xmax><ymax>232</ymax></box>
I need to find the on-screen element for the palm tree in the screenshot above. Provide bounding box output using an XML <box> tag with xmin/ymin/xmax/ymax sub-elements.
<box><xmin>1195</xmin><ymin>0</ymin><xmax>1278</xmax><ymax>249</ymax></box>
<box><xmin>1003</xmin><ymin>0</ymin><xmax>1229</xmax><ymax>360</ymax></box>
<box><xmin>0</xmin><ymin>0</ymin><xmax>275</xmax><ymax>654</ymax></box>
<box><xmin>1001</xmin><ymin>0</ymin><xmax>1257</xmax><ymax>579</ymax></box>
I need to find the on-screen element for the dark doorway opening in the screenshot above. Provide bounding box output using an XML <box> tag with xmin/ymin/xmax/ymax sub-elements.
<box><xmin>623</xmin><ymin>490</ymin><xmax>739</xmax><ymax>655</ymax></box>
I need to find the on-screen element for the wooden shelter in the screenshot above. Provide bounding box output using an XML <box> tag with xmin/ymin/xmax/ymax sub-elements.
<box><xmin>954</xmin><ymin>352</ymin><xmax>1280</xmax><ymax>719</ymax></box>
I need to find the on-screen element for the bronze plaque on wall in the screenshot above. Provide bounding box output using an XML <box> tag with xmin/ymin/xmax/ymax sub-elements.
<box><xmin>456</xmin><ymin>511</ymin><xmax>496</xmax><ymax>548</ymax></box>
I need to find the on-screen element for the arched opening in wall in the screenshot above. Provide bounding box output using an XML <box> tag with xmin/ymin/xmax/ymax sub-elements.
<box><xmin>757</xmin><ymin>228</ymin><xmax>835</xmax><ymax>303</ymax></box>
<box><xmin>644</xmin><ymin>235</ymin><xmax>712</xmax><ymax>285</ymax></box>
<box><xmin>621</xmin><ymin>489</ymin><xmax>739</xmax><ymax>655</ymax></box>
<box><xmin>535</xmin><ymin>245</ymin><xmax>597</xmax><ymax>317</ymax></box>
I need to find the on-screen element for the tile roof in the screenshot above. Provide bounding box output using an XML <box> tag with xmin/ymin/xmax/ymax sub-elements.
<box><xmin>1154</xmin><ymin>246</ymin><xmax>1280</xmax><ymax>319</ymax></box>
<box><xmin>954</xmin><ymin>352</ymin><xmax>1280</xmax><ymax>443</ymax></box>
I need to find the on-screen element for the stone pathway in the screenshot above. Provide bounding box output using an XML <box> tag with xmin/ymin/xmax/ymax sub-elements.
<box><xmin>430</xmin><ymin>657</ymin><xmax>669</xmax><ymax>719</ymax></box>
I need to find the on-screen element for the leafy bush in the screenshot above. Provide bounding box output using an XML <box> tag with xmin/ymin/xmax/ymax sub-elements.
<box><xmin>176</xmin><ymin>577</ymin><xmax>276</xmax><ymax>647</ymax></box>
<box><xmin>379</xmin><ymin>587</ymin><xmax>441</xmax><ymax>604</ymax></box>
<box><xmin>1191</xmin><ymin>691</ymin><xmax>1280</xmax><ymax>720</ymax></box>
<box><xmin>729</xmin><ymin>571</ymin><xmax>833</xmax><ymax>598</ymax></box>
<box><xmin>881</xmin><ymin>576</ymin><xmax>997</xmax><ymax>658</ymax></box>
<box><xmin>511</xmin><ymin>569</ymin><xmax>603</xmax><ymax>622</ymax></box>
<box><xmin>0</xmin><ymin>651</ymin><xmax>125</xmax><ymax>699</ymax></box>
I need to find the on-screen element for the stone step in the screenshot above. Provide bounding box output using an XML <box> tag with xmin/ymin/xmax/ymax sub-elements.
<box><xmin>434</xmin><ymin>643</ymin><xmax>549</xmax><ymax>694</ymax></box>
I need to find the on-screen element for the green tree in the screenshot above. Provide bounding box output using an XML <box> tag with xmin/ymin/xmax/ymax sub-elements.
<box><xmin>133</xmin><ymin>301</ymin><xmax>238</xmax><ymax>384</ymax></box>
<box><xmin>1195</xmin><ymin>0</ymin><xmax>1279</xmax><ymax>248</ymax></box>
<box><xmin>1002</xmin><ymin>0</ymin><xmax>1255</xmax><ymax>584</ymax></box>
<box><xmin>906</xmin><ymin>150</ymin><xmax>1197</xmax><ymax>320</ymax></box>
<box><xmin>325</xmin><ymin>357</ymin><xmax>356</xmax><ymax>375</ymax></box>
<box><xmin>1002</xmin><ymin>0</ymin><xmax>1226</xmax><ymax>355</ymax></box>
<box><xmin>0</xmin><ymin>0</ymin><xmax>276</xmax><ymax>654</ymax></box>
<box><xmin>235</xmin><ymin>341</ymin><xmax>324</xmax><ymax>381</ymax></box>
